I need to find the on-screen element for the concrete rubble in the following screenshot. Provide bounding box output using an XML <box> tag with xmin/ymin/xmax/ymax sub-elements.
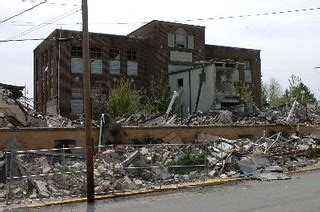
<box><xmin>116</xmin><ymin>101</ymin><xmax>320</xmax><ymax>127</ymax></box>
<box><xmin>3</xmin><ymin>131</ymin><xmax>320</xmax><ymax>203</ymax></box>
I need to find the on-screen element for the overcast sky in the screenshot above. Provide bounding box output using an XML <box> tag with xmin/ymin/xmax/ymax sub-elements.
<box><xmin>1</xmin><ymin>0</ymin><xmax>320</xmax><ymax>99</ymax></box>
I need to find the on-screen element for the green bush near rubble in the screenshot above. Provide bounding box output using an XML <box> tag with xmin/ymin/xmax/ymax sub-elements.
<box><xmin>167</xmin><ymin>152</ymin><xmax>206</xmax><ymax>175</ymax></box>
<box><xmin>307</xmin><ymin>145</ymin><xmax>320</xmax><ymax>159</ymax></box>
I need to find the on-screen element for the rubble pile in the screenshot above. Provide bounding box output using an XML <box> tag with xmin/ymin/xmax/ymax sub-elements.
<box><xmin>5</xmin><ymin>132</ymin><xmax>320</xmax><ymax>202</ymax></box>
<box><xmin>117</xmin><ymin>102</ymin><xmax>320</xmax><ymax>127</ymax></box>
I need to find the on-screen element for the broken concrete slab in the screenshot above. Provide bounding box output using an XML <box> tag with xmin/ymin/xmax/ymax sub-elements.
<box><xmin>162</xmin><ymin>132</ymin><xmax>183</xmax><ymax>144</ymax></box>
<box><xmin>122</xmin><ymin>151</ymin><xmax>140</xmax><ymax>167</ymax></box>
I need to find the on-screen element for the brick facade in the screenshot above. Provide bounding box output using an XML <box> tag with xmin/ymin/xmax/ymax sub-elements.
<box><xmin>34</xmin><ymin>20</ymin><xmax>261</xmax><ymax>118</ymax></box>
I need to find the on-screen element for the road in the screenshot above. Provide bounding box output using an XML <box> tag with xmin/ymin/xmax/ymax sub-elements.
<box><xmin>12</xmin><ymin>170</ymin><xmax>320</xmax><ymax>212</ymax></box>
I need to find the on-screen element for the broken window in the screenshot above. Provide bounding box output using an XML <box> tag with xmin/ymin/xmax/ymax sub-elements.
<box><xmin>71</xmin><ymin>47</ymin><xmax>102</xmax><ymax>74</ymax></box>
<box><xmin>127</xmin><ymin>49</ymin><xmax>137</xmax><ymax>61</ymax></box>
<box><xmin>91</xmin><ymin>59</ymin><xmax>102</xmax><ymax>74</ymax></box>
<box><xmin>175</xmin><ymin>28</ymin><xmax>187</xmax><ymax>48</ymax></box>
<box><xmin>177</xmin><ymin>78</ymin><xmax>184</xmax><ymax>87</ymax></box>
<box><xmin>109</xmin><ymin>48</ymin><xmax>120</xmax><ymax>60</ymax></box>
<box><xmin>71</xmin><ymin>47</ymin><xmax>82</xmax><ymax>57</ymax></box>
<box><xmin>109</xmin><ymin>49</ymin><xmax>120</xmax><ymax>75</ymax></box>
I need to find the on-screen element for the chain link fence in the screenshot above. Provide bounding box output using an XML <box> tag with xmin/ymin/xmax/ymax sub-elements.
<box><xmin>4</xmin><ymin>143</ymin><xmax>235</xmax><ymax>205</ymax></box>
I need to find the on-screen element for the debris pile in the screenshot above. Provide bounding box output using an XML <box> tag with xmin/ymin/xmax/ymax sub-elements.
<box><xmin>116</xmin><ymin>101</ymin><xmax>320</xmax><ymax>127</ymax></box>
<box><xmin>5</xmin><ymin>132</ymin><xmax>320</xmax><ymax>202</ymax></box>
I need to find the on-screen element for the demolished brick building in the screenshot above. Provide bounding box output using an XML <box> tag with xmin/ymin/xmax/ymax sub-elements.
<box><xmin>34</xmin><ymin>20</ymin><xmax>261</xmax><ymax>119</ymax></box>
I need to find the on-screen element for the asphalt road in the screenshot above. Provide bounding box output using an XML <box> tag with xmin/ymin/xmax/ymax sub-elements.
<box><xmin>13</xmin><ymin>170</ymin><xmax>320</xmax><ymax>212</ymax></box>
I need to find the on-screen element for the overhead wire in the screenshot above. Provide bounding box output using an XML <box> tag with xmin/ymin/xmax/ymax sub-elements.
<box><xmin>1</xmin><ymin>6</ymin><xmax>320</xmax><ymax>43</ymax></box>
<box><xmin>0</xmin><ymin>38</ymin><xmax>49</xmax><ymax>42</ymax></box>
<box><xmin>2</xmin><ymin>6</ymin><xmax>320</xmax><ymax>27</ymax></box>
<box><xmin>4</xmin><ymin>7</ymin><xmax>81</xmax><ymax>41</ymax></box>
<box><xmin>0</xmin><ymin>0</ymin><xmax>47</xmax><ymax>24</ymax></box>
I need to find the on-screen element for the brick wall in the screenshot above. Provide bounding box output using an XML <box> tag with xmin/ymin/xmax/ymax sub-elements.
<box><xmin>34</xmin><ymin>30</ymin><xmax>149</xmax><ymax>117</ymax></box>
<box><xmin>34</xmin><ymin>21</ymin><xmax>262</xmax><ymax>116</ymax></box>
<box><xmin>0</xmin><ymin>125</ymin><xmax>313</xmax><ymax>149</ymax></box>
<box><xmin>129</xmin><ymin>20</ymin><xmax>206</xmax><ymax>81</ymax></box>
<box><xmin>205</xmin><ymin>45</ymin><xmax>262</xmax><ymax>108</ymax></box>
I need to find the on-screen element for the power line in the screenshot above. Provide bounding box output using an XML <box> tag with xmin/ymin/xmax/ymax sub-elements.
<box><xmin>5</xmin><ymin>7</ymin><xmax>81</xmax><ymax>41</ymax></box>
<box><xmin>0</xmin><ymin>0</ymin><xmax>47</xmax><ymax>24</ymax></box>
<box><xmin>0</xmin><ymin>38</ymin><xmax>48</xmax><ymax>42</ymax></box>
<box><xmin>0</xmin><ymin>36</ymin><xmax>76</xmax><ymax>42</ymax></box>
<box><xmin>21</xmin><ymin>0</ymin><xmax>79</xmax><ymax>7</ymax></box>
<box><xmin>2</xmin><ymin>6</ymin><xmax>320</xmax><ymax>26</ymax></box>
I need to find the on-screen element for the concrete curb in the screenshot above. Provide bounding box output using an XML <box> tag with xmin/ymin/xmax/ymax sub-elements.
<box><xmin>27</xmin><ymin>165</ymin><xmax>320</xmax><ymax>209</ymax></box>
<box><xmin>27</xmin><ymin>177</ymin><xmax>241</xmax><ymax>208</ymax></box>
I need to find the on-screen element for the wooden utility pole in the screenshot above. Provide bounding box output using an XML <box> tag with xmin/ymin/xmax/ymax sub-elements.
<box><xmin>82</xmin><ymin>0</ymin><xmax>95</xmax><ymax>203</ymax></box>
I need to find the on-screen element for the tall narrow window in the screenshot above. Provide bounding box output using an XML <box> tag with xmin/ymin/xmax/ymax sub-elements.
<box><xmin>127</xmin><ymin>49</ymin><xmax>138</xmax><ymax>76</ymax></box>
<box><xmin>109</xmin><ymin>48</ymin><xmax>120</xmax><ymax>75</ymax></box>
<box><xmin>71</xmin><ymin>87</ymin><xmax>83</xmax><ymax>114</ymax></box>
<box><xmin>90</xmin><ymin>48</ymin><xmax>102</xmax><ymax>74</ymax></box>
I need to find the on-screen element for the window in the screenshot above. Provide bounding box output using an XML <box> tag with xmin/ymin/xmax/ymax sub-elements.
<box><xmin>71</xmin><ymin>47</ymin><xmax>82</xmax><ymax>57</ymax></box>
<box><xmin>168</xmin><ymin>33</ymin><xmax>175</xmax><ymax>47</ymax></box>
<box><xmin>187</xmin><ymin>35</ymin><xmax>194</xmax><ymax>49</ymax></box>
<box><xmin>71</xmin><ymin>58</ymin><xmax>83</xmax><ymax>73</ymax></box>
<box><xmin>109</xmin><ymin>49</ymin><xmax>120</xmax><ymax>60</ymax></box>
<box><xmin>71</xmin><ymin>87</ymin><xmax>83</xmax><ymax>99</ymax></box>
<box><xmin>71</xmin><ymin>100</ymin><xmax>83</xmax><ymax>114</ymax></box>
<box><xmin>244</xmin><ymin>61</ymin><xmax>250</xmax><ymax>70</ymax></box>
<box><xmin>127</xmin><ymin>49</ymin><xmax>137</xmax><ymax>61</ymax></box>
<box><xmin>177</xmin><ymin>78</ymin><xmax>184</xmax><ymax>87</ymax></box>
<box><xmin>175</xmin><ymin>28</ymin><xmax>187</xmax><ymax>48</ymax></box>
<box><xmin>109</xmin><ymin>49</ymin><xmax>120</xmax><ymax>75</ymax></box>
<box><xmin>91</xmin><ymin>59</ymin><xmax>102</xmax><ymax>74</ymax></box>
<box><xmin>127</xmin><ymin>61</ymin><xmax>138</xmax><ymax>76</ymax></box>
<box><xmin>90</xmin><ymin>48</ymin><xmax>101</xmax><ymax>58</ymax></box>
<box><xmin>244</xmin><ymin>70</ymin><xmax>252</xmax><ymax>83</ymax></box>
<box><xmin>71</xmin><ymin>87</ymin><xmax>83</xmax><ymax>114</ymax></box>
<box><xmin>110</xmin><ymin>61</ymin><xmax>120</xmax><ymax>75</ymax></box>
<box><xmin>71</xmin><ymin>47</ymin><xmax>102</xmax><ymax>74</ymax></box>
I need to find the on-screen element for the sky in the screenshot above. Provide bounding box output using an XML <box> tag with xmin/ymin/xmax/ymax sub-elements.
<box><xmin>0</xmin><ymin>0</ymin><xmax>320</xmax><ymax>99</ymax></box>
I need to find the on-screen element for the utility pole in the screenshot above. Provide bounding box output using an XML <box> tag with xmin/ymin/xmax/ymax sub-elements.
<box><xmin>82</xmin><ymin>0</ymin><xmax>95</xmax><ymax>203</ymax></box>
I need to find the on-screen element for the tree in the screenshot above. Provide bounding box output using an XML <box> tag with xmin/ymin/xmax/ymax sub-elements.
<box><xmin>144</xmin><ymin>77</ymin><xmax>172</xmax><ymax>113</ymax></box>
<box><xmin>264</xmin><ymin>77</ymin><xmax>286</xmax><ymax>107</ymax></box>
<box><xmin>284</xmin><ymin>74</ymin><xmax>317</xmax><ymax>104</ymax></box>
<box><xmin>235</xmin><ymin>82</ymin><xmax>254</xmax><ymax>104</ymax></box>
<box><xmin>92</xmin><ymin>78</ymin><xmax>142</xmax><ymax>118</ymax></box>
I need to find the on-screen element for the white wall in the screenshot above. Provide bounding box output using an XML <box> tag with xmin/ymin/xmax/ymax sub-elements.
<box><xmin>169</xmin><ymin>64</ymin><xmax>216</xmax><ymax>117</ymax></box>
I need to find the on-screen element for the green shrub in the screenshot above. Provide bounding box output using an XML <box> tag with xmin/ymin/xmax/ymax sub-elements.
<box><xmin>167</xmin><ymin>152</ymin><xmax>206</xmax><ymax>175</ymax></box>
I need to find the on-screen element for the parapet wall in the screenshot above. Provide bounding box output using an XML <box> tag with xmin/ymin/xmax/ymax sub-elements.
<box><xmin>0</xmin><ymin>124</ymin><xmax>314</xmax><ymax>149</ymax></box>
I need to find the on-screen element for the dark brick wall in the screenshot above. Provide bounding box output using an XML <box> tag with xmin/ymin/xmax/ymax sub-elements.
<box><xmin>34</xmin><ymin>21</ymin><xmax>262</xmax><ymax>117</ymax></box>
<box><xmin>205</xmin><ymin>45</ymin><xmax>262</xmax><ymax>108</ymax></box>
<box><xmin>34</xmin><ymin>29</ymin><xmax>149</xmax><ymax>117</ymax></box>
<box><xmin>129</xmin><ymin>20</ymin><xmax>206</xmax><ymax>81</ymax></box>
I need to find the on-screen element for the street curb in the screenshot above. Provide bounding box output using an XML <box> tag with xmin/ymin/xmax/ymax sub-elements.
<box><xmin>27</xmin><ymin>165</ymin><xmax>320</xmax><ymax>209</ymax></box>
<box><xmin>27</xmin><ymin>177</ymin><xmax>241</xmax><ymax>209</ymax></box>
